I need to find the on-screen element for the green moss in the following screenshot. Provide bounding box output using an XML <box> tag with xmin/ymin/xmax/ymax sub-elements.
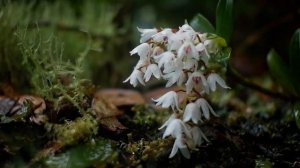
<box><xmin>131</xmin><ymin>104</ymin><xmax>171</xmax><ymax>129</ymax></box>
<box><xmin>124</xmin><ymin>138</ymin><xmax>171</xmax><ymax>166</ymax></box>
<box><xmin>47</xmin><ymin>113</ymin><xmax>98</xmax><ymax>146</ymax></box>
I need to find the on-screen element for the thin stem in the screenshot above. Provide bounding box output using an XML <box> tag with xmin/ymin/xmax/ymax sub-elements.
<box><xmin>228</xmin><ymin>65</ymin><xmax>299</xmax><ymax>102</ymax></box>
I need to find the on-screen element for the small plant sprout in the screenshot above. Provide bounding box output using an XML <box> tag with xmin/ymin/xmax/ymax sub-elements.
<box><xmin>124</xmin><ymin>22</ymin><xmax>230</xmax><ymax>158</ymax></box>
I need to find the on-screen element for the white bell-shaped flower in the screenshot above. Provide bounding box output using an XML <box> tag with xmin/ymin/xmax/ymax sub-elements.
<box><xmin>207</xmin><ymin>73</ymin><xmax>230</xmax><ymax>92</ymax></box>
<box><xmin>153</xmin><ymin>51</ymin><xmax>175</xmax><ymax>68</ymax></box>
<box><xmin>164</xmin><ymin>70</ymin><xmax>186</xmax><ymax>87</ymax></box>
<box><xmin>177</xmin><ymin>41</ymin><xmax>199</xmax><ymax>60</ymax></box>
<box><xmin>163</xmin><ymin>119</ymin><xmax>191</xmax><ymax>139</ymax></box>
<box><xmin>183</xmin><ymin>102</ymin><xmax>202</xmax><ymax>124</ymax></box>
<box><xmin>123</xmin><ymin>69</ymin><xmax>145</xmax><ymax>87</ymax></box>
<box><xmin>137</xmin><ymin>27</ymin><xmax>158</xmax><ymax>43</ymax></box>
<box><xmin>130</xmin><ymin>43</ymin><xmax>150</xmax><ymax>59</ymax></box>
<box><xmin>177</xmin><ymin>23</ymin><xmax>196</xmax><ymax>41</ymax></box>
<box><xmin>190</xmin><ymin>126</ymin><xmax>209</xmax><ymax>147</ymax></box>
<box><xmin>169</xmin><ymin>135</ymin><xmax>191</xmax><ymax>159</ymax></box>
<box><xmin>178</xmin><ymin>23</ymin><xmax>195</xmax><ymax>33</ymax></box>
<box><xmin>195</xmin><ymin>42</ymin><xmax>210</xmax><ymax>66</ymax></box>
<box><xmin>183</xmin><ymin>102</ymin><xmax>208</xmax><ymax>124</ymax></box>
<box><xmin>185</xmin><ymin>71</ymin><xmax>208</xmax><ymax>94</ymax></box>
<box><xmin>163</xmin><ymin>58</ymin><xmax>183</xmax><ymax>74</ymax></box>
<box><xmin>183</xmin><ymin>57</ymin><xmax>198</xmax><ymax>70</ymax></box>
<box><xmin>152</xmin><ymin>28</ymin><xmax>173</xmax><ymax>43</ymax></box>
<box><xmin>195</xmin><ymin>98</ymin><xmax>218</xmax><ymax>120</ymax></box>
<box><xmin>152</xmin><ymin>91</ymin><xmax>179</xmax><ymax>111</ymax></box>
<box><xmin>167</xmin><ymin>33</ymin><xmax>184</xmax><ymax>51</ymax></box>
<box><xmin>144</xmin><ymin>64</ymin><xmax>162</xmax><ymax>82</ymax></box>
<box><xmin>158</xmin><ymin>113</ymin><xmax>176</xmax><ymax>130</ymax></box>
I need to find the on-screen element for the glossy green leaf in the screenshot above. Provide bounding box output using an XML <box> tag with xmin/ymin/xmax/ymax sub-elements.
<box><xmin>190</xmin><ymin>14</ymin><xmax>215</xmax><ymax>33</ymax></box>
<box><xmin>216</xmin><ymin>0</ymin><xmax>234</xmax><ymax>42</ymax></box>
<box><xmin>289</xmin><ymin>29</ymin><xmax>300</xmax><ymax>92</ymax></box>
<box><xmin>267</xmin><ymin>49</ymin><xmax>295</xmax><ymax>94</ymax></box>
<box><xmin>293</xmin><ymin>102</ymin><xmax>300</xmax><ymax>129</ymax></box>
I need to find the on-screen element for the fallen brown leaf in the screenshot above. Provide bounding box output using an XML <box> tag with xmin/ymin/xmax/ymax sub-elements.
<box><xmin>92</xmin><ymin>94</ymin><xmax>126</xmax><ymax>132</ymax></box>
<box><xmin>95</xmin><ymin>89</ymin><xmax>145</xmax><ymax>107</ymax></box>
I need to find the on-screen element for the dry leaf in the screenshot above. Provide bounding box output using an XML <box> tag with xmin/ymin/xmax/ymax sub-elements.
<box><xmin>95</xmin><ymin>89</ymin><xmax>145</xmax><ymax>107</ymax></box>
<box><xmin>18</xmin><ymin>95</ymin><xmax>47</xmax><ymax>124</ymax></box>
<box><xmin>99</xmin><ymin>117</ymin><xmax>126</xmax><ymax>132</ymax></box>
<box><xmin>0</xmin><ymin>95</ymin><xmax>47</xmax><ymax>124</ymax></box>
<box><xmin>92</xmin><ymin>94</ymin><xmax>126</xmax><ymax>132</ymax></box>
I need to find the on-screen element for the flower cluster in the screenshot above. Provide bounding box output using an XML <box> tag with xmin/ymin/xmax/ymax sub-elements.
<box><xmin>124</xmin><ymin>23</ymin><xmax>230</xmax><ymax>158</ymax></box>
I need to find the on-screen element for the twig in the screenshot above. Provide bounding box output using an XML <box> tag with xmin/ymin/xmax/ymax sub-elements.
<box><xmin>228</xmin><ymin>65</ymin><xmax>299</xmax><ymax>102</ymax></box>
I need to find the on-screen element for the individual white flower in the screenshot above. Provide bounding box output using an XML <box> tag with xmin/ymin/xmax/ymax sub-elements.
<box><xmin>168</xmin><ymin>33</ymin><xmax>184</xmax><ymax>51</ymax></box>
<box><xmin>163</xmin><ymin>58</ymin><xmax>183</xmax><ymax>74</ymax></box>
<box><xmin>185</xmin><ymin>71</ymin><xmax>208</xmax><ymax>94</ymax></box>
<box><xmin>207</xmin><ymin>73</ymin><xmax>230</xmax><ymax>92</ymax></box>
<box><xmin>177</xmin><ymin>23</ymin><xmax>196</xmax><ymax>41</ymax></box>
<box><xmin>162</xmin><ymin>59</ymin><xmax>186</xmax><ymax>87</ymax></box>
<box><xmin>144</xmin><ymin>64</ymin><xmax>162</xmax><ymax>82</ymax></box>
<box><xmin>153</xmin><ymin>51</ymin><xmax>175</xmax><ymax>68</ymax></box>
<box><xmin>178</xmin><ymin>23</ymin><xmax>195</xmax><ymax>33</ymax></box>
<box><xmin>190</xmin><ymin>126</ymin><xmax>208</xmax><ymax>147</ymax></box>
<box><xmin>164</xmin><ymin>70</ymin><xmax>186</xmax><ymax>87</ymax></box>
<box><xmin>130</xmin><ymin>43</ymin><xmax>150</xmax><ymax>59</ymax></box>
<box><xmin>169</xmin><ymin>135</ymin><xmax>191</xmax><ymax>159</ymax></box>
<box><xmin>183</xmin><ymin>57</ymin><xmax>198</xmax><ymax>71</ymax></box>
<box><xmin>177</xmin><ymin>31</ymin><xmax>196</xmax><ymax>42</ymax></box>
<box><xmin>163</xmin><ymin>119</ymin><xmax>191</xmax><ymax>139</ymax></box>
<box><xmin>177</xmin><ymin>41</ymin><xmax>199</xmax><ymax>60</ymax></box>
<box><xmin>152</xmin><ymin>28</ymin><xmax>173</xmax><ymax>43</ymax></box>
<box><xmin>162</xmin><ymin>119</ymin><xmax>191</xmax><ymax>158</ymax></box>
<box><xmin>195</xmin><ymin>98</ymin><xmax>218</xmax><ymax>120</ymax></box>
<box><xmin>152</xmin><ymin>91</ymin><xmax>179</xmax><ymax>111</ymax></box>
<box><xmin>158</xmin><ymin>113</ymin><xmax>176</xmax><ymax>130</ymax></box>
<box><xmin>195</xmin><ymin>42</ymin><xmax>210</xmax><ymax>66</ymax></box>
<box><xmin>137</xmin><ymin>27</ymin><xmax>158</xmax><ymax>43</ymax></box>
<box><xmin>183</xmin><ymin>102</ymin><xmax>202</xmax><ymax>124</ymax></box>
<box><xmin>123</xmin><ymin>69</ymin><xmax>145</xmax><ymax>87</ymax></box>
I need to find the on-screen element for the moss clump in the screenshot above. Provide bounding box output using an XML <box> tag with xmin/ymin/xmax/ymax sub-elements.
<box><xmin>131</xmin><ymin>104</ymin><xmax>171</xmax><ymax>130</ymax></box>
<box><xmin>47</xmin><ymin>113</ymin><xmax>98</xmax><ymax>146</ymax></box>
<box><xmin>123</xmin><ymin>138</ymin><xmax>172</xmax><ymax>167</ymax></box>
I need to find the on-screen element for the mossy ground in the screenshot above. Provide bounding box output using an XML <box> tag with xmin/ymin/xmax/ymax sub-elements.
<box><xmin>1</xmin><ymin>91</ymin><xmax>299</xmax><ymax>168</ymax></box>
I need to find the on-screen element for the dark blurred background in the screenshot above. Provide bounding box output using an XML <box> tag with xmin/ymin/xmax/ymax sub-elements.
<box><xmin>1</xmin><ymin>0</ymin><xmax>300</xmax><ymax>89</ymax></box>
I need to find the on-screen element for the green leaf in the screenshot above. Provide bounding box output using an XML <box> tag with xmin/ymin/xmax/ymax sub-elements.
<box><xmin>289</xmin><ymin>29</ymin><xmax>300</xmax><ymax>83</ymax></box>
<box><xmin>293</xmin><ymin>102</ymin><xmax>300</xmax><ymax>129</ymax></box>
<box><xmin>216</xmin><ymin>0</ymin><xmax>234</xmax><ymax>42</ymax></box>
<box><xmin>267</xmin><ymin>49</ymin><xmax>295</xmax><ymax>94</ymax></box>
<box><xmin>190</xmin><ymin>14</ymin><xmax>215</xmax><ymax>33</ymax></box>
